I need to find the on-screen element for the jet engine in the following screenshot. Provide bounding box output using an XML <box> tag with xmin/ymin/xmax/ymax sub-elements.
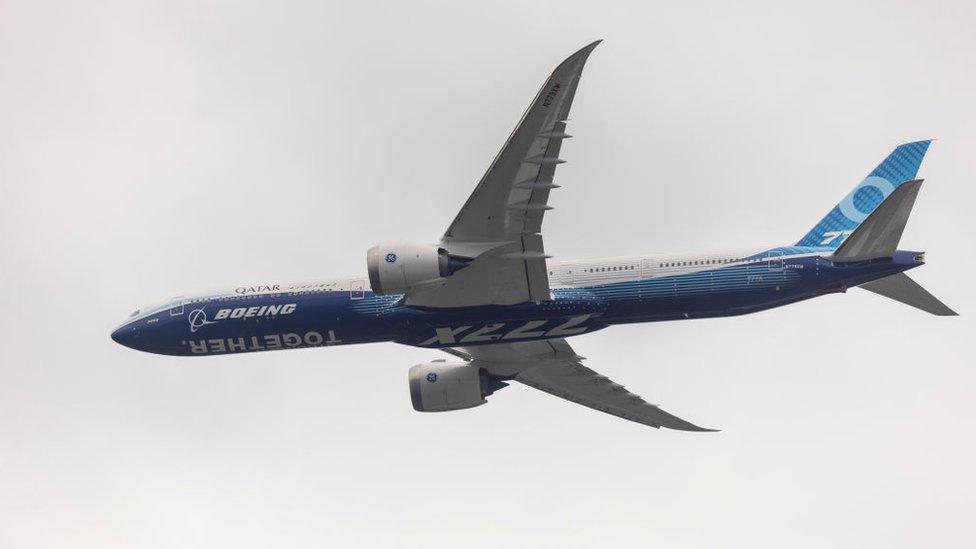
<box><xmin>408</xmin><ymin>361</ymin><xmax>508</xmax><ymax>412</ymax></box>
<box><xmin>366</xmin><ymin>244</ymin><xmax>470</xmax><ymax>295</ymax></box>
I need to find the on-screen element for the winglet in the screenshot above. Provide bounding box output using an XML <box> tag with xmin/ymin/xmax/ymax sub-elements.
<box><xmin>562</xmin><ymin>40</ymin><xmax>602</xmax><ymax>64</ymax></box>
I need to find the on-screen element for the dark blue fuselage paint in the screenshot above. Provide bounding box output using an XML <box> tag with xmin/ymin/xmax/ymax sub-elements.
<box><xmin>111</xmin><ymin>249</ymin><xmax>923</xmax><ymax>356</ymax></box>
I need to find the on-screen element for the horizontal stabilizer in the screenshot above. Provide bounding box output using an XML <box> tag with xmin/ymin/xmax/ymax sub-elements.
<box><xmin>859</xmin><ymin>272</ymin><xmax>957</xmax><ymax>316</ymax></box>
<box><xmin>831</xmin><ymin>179</ymin><xmax>923</xmax><ymax>262</ymax></box>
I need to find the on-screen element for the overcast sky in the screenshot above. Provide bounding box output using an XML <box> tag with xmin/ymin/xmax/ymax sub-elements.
<box><xmin>2</xmin><ymin>1</ymin><xmax>974</xmax><ymax>547</ymax></box>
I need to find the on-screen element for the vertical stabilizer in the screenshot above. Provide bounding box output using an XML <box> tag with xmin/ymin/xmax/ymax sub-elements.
<box><xmin>797</xmin><ymin>141</ymin><xmax>931</xmax><ymax>248</ymax></box>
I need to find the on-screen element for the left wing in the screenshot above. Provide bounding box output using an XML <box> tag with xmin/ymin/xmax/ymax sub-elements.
<box><xmin>444</xmin><ymin>339</ymin><xmax>716</xmax><ymax>432</ymax></box>
<box><xmin>406</xmin><ymin>41</ymin><xmax>602</xmax><ymax>308</ymax></box>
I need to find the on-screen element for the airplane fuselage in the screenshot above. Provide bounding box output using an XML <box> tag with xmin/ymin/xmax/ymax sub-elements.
<box><xmin>111</xmin><ymin>247</ymin><xmax>923</xmax><ymax>356</ymax></box>
<box><xmin>106</xmin><ymin>39</ymin><xmax>947</xmax><ymax>431</ymax></box>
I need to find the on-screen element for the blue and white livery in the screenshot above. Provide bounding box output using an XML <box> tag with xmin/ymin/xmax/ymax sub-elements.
<box><xmin>111</xmin><ymin>41</ymin><xmax>956</xmax><ymax>431</ymax></box>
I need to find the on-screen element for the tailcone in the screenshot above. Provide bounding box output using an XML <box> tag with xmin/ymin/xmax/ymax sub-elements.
<box><xmin>893</xmin><ymin>249</ymin><xmax>926</xmax><ymax>270</ymax></box>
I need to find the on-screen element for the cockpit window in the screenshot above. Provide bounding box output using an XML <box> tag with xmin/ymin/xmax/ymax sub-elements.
<box><xmin>128</xmin><ymin>296</ymin><xmax>186</xmax><ymax>321</ymax></box>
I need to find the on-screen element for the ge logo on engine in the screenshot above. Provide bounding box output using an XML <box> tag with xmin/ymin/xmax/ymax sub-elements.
<box><xmin>385</xmin><ymin>253</ymin><xmax>398</xmax><ymax>263</ymax></box>
<box><xmin>426</xmin><ymin>372</ymin><xmax>438</xmax><ymax>383</ymax></box>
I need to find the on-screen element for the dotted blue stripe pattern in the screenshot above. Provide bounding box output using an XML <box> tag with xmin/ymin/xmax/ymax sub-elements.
<box><xmin>559</xmin><ymin>248</ymin><xmax>808</xmax><ymax>303</ymax></box>
<box><xmin>796</xmin><ymin>140</ymin><xmax>931</xmax><ymax>248</ymax></box>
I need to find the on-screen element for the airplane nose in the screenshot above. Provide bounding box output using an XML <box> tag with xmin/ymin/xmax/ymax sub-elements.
<box><xmin>110</xmin><ymin>323</ymin><xmax>140</xmax><ymax>349</ymax></box>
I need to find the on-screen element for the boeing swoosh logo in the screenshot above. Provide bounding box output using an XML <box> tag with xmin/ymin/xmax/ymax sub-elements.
<box><xmin>188</xmin><ymin>309</ymin><xmax>218</xmax><ymax>333</ymax></box>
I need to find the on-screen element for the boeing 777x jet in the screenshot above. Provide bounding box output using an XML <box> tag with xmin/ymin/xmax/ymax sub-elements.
<box><xmin>112</xmin><ymin>41</ymin><xmax>956</xmax><ymax>431</ymax></box>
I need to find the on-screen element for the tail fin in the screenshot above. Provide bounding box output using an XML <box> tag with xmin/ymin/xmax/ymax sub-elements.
<box><xmin>859</xmin><ymin>272</ymin><xmax>957</xmax><ymax>316</ymax></box>
<box><xmin>797</xmin><ymin>141</ymin><xmax>931</xmax><ymax>248</ymax></box>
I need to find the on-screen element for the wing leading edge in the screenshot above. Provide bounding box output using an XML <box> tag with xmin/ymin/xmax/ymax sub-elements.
<box><xmin>445</xmin><ymin>339</ymin><xmax>716</xmax><ymax>432</ymax></box>
<box><xmin>406</xmin><ymin>41</ymin><xmax>602</xmax><ymax>308</ymax></box>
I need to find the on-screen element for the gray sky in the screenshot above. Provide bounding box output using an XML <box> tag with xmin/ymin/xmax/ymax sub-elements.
<box><xmin>1</xmin><ymin>1</ymin><xmax>974</xmax><ymax>547</ymax></box>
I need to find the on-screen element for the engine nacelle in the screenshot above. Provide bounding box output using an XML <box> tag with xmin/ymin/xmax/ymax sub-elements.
<box><xmin>408</xmin><ymin>361</ymin><xmax>506</xmax><ymax>412</ymax></box>
<box><xmin>366</xmin><ymin>243</ymin><xmax>469</xmax><ymax>295</ymax></box>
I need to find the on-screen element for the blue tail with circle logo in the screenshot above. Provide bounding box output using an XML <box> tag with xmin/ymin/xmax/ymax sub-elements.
<box><xmin>796</xmin><ymin>140</ymin><xmax>932</xmax><ymax>248</ymax></box>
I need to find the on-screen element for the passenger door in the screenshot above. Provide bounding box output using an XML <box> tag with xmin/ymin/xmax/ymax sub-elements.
<box><xmin>350</xmin><ymin>279</ymin><xmax>365</xmax><ymax>300</ymax></box>
<box><xmin>169</xmin><ymin>299</ymin><xmax>186</xmax><ymax>316</ymax></box>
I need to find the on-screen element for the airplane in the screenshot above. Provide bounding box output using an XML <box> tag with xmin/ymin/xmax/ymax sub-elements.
<box><xmin>111</xmin><ymin>40</ymin><xmax>956</xmax><ymax>431</ymax></box>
